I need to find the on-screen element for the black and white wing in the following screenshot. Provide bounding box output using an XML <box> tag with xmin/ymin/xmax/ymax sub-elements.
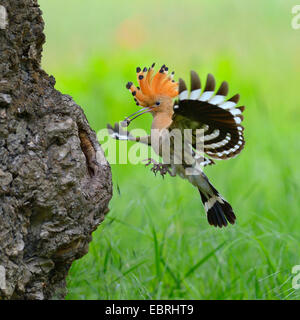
<box><xmin>171</xmin><ymin>71</ymin><xmax>245</xmax><ymax>160</ymax></box>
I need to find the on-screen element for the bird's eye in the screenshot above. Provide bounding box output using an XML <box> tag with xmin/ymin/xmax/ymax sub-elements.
<box><xmin>155</xmin><ymin>101</ymin><xmax>160</xmax><ymax>106</ymax></box>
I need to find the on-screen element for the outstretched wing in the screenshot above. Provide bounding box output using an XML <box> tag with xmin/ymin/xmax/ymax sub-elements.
<box><xmin>170</xmin><ymin>71</ymin><xmax>245</xmax><ymax>160</ymax></box>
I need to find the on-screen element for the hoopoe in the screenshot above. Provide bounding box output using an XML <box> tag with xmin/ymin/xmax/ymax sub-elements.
<box><xmin>107</xmin><ymin>63</ymin><xmax>245</xmax><ymax>228</ymax></box>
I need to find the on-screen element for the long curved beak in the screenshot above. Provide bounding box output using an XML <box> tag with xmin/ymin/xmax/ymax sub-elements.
<box><xmin>123</xmin><ymin>105</ymin><xmax>157</xmax><ymax>127</ymax></box>
<box><xmin>124</xmin><ymin>107</ymin><xmax>149</xmax><ymax>122</ymax></box>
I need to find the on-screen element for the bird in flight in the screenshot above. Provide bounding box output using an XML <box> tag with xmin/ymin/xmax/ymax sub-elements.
<box><xmin>107</xmin><ymin>63</ymin><xmax>245</xmax><ymax>228</ymax></box>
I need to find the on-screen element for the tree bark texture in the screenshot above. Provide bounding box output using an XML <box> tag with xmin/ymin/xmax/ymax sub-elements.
<box><xmin>0</xmin><ymin>0</ymin><xmax>112</xmax><ymax>299</ymax></box>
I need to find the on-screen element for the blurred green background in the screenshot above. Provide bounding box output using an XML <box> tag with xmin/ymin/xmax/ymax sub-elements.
<box><xmin>39</xmin><ymin>0</ymin><xmax>300</xmax><ymax>299</ymax></box>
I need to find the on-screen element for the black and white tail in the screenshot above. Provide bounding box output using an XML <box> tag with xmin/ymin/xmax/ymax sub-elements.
<box><xmin>198</xmin><ymin>180</ymin><xmax>236</xmax><ymax>228</ymax></box>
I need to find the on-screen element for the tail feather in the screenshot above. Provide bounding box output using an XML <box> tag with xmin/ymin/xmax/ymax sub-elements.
<box><xmin>198</xmin><ymin>187</ymin><xmax>236</xmax><ymax>228</ymax></box>
<box><xmin>180</xmin><ymin>165</ymin><xmax>236</xmax><ymax>228</ymax></box>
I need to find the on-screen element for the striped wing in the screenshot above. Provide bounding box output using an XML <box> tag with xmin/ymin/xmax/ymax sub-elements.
<box><xmin>170</xmin><ymin>71</ymin><xmax>245</xmax><ymax>160</ymax></box>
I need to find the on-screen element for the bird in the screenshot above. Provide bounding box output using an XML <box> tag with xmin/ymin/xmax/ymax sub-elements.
<box><xmin>107</xmin><ymin>63</ymin><xmax>245</xmax><ymax>228</ymax></box>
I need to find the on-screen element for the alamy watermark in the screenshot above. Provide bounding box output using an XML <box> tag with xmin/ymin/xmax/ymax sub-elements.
<box><xmin>0</xmin><ymin>265</ymin><xmax>6</xmax><ymax>290</ymax></box>
<box><xmin>291</xmin><ymin>5</ymin><xmax>300</xmax><ymax>29</ymax></box>
<box><xmin>98</xmin><ymin>126</ymin><xmax>206</xmax><ymax>174</ymax></box>
<box><xmin>292</xmin><ymin>265</ymin><xmax>300</xmax><ymax>289</ymax></box>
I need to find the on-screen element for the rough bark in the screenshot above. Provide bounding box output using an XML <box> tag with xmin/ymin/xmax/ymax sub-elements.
<box><xmin>0</xmin><ymin>0</ymin><xmax>112</xmax><ymax>299</ymax></box>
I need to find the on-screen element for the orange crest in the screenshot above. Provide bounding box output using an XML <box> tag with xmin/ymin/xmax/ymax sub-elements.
<box><xmin>126</xmin><ymin>63</ymin><xmax>178</xmax><ymax>107</ymax></box>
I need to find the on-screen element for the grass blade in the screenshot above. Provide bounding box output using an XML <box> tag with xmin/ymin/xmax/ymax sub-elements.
<box><xmin>110</xmin><ymin>259</ymin><xmax>148</xmax><ymax>284</ymax></box>
<box><xmin>184</xmin><ymin>241</ymin><xmax>227</xmax><ymax>279</ymax></box>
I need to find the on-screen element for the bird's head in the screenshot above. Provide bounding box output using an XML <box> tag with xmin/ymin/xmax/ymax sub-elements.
<box><xmin>123</xmin><ymin>63</ymin><xmax>178</xmax><ymax>126</ymax></box>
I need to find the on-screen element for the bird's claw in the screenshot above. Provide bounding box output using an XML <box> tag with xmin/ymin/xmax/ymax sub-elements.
<box><xmin>144</xmin><ymin>158</ymin><xmax>171</xmax><ymax>178</ymax></box>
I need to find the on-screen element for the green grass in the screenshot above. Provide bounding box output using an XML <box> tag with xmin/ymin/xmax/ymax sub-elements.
<box><xmin>39</xmin><ymin>0</ymin><xmax>300</xmax><ymax>299</ymax></box>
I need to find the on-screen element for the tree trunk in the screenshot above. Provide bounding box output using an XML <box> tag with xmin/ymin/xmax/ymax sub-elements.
<box><xmin>0</xmin><ymin>0</ymin><xmax>112</xmax><ymax>299</ymax></box>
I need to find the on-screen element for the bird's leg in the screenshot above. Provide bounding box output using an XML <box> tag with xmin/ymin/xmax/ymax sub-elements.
<box><xmin>144</xmin><ymin>158</ymin><xmax>173</xmax><ymax>178</ymax></box>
